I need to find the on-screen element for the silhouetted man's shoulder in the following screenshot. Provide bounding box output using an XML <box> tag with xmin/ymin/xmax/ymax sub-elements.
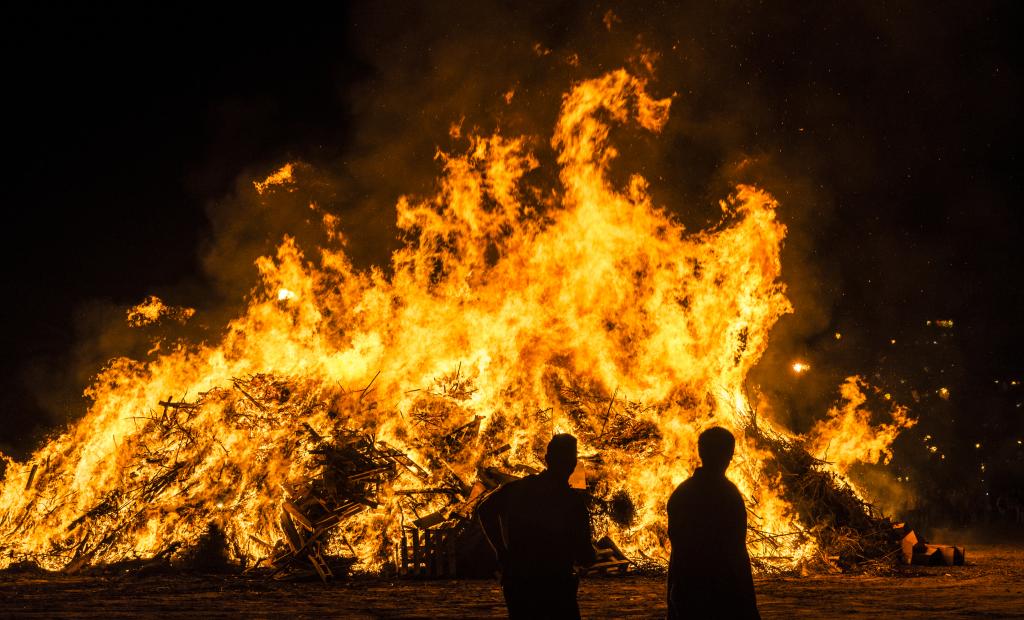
<box><xmin>670</xmin><ymin>469</ymin><xmax>743</xmax><ymax>499</ymax></box>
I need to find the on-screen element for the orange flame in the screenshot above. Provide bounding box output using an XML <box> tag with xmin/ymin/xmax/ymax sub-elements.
<box><xmin>0</xmin><ymin>69</ymin><xmax>910</xmax><ymax>572</ymax></box>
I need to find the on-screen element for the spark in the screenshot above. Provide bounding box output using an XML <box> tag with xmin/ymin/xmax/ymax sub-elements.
<box><xmin>791</xmin><ymin>361</ymin><xmax>810</xmax><ymax>374</ymax></box>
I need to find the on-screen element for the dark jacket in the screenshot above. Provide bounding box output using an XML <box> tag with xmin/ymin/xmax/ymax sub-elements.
<box><xmin>667</xmin><ymin>467</ymin><xmax>759</xmax><ymax>619</ymax></box>
<box><xmin>479</xmin><ymin>471</ymin><xmax>596</xmax><ymax>578</ymax></box>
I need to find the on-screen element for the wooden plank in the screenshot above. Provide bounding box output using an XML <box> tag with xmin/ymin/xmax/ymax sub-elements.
<box><xmin>283</xmin><ymin>500</ymin><xmax>314</xmax><ymax>530</ymax></box>
<box><xmin>446</xmin><ymin>530</ymin><xmax>457</xmax><ymax>577</ymax></box>
<box><xmin>427</xmin><ymin>530</ymin><xmax>437</xmax><ymax>578</ymax></box>
<box><xmin>400</xmin><ymin>529</ymin><xmax>409</xmax><ymax>576</ymax></box>
<box><xmin>413</xmin><ymin>510</ymin><xmax>446</xmax><ymax>529</ymax></box>
<box><xmin>280</xmin><ymin>511</ymin><xmax>304</xmax><ymax>553</ymax></box>
<box><xmin>412</xmin><ymin>529</ymin><xmax>421</xmax><ymax>576</ymax></box>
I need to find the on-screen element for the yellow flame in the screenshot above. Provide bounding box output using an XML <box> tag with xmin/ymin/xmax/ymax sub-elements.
<box><xmin>0</xmin><ymin>69</ymin><xmax>911</xmax><ymax>573</ymax></box>
<box><xmin>126</xmin><ymin>295</ymin><xmax>195</xmax><ymax>327</ymax></box>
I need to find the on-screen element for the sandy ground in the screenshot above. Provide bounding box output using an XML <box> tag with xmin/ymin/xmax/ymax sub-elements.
<box><xmin>1</xmin><ymin>544</ymin><xmax>1022</xmax><ymax>619</ymax></box>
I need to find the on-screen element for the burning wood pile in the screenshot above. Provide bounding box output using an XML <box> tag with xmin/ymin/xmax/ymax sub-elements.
<box><xmin>740</xmin><ymin>408</ymin><xmax>963</xmax><ymax>573</ymax></box>
<box><xmin>0</xmin><ymin>69</ymin><xmax>929</xmax><ymax>582</ymax></box>
<box><xmin>266</xmin><ymin>429</ymin><xmax>405</xmax><ymax>581</ymax></box>
<box><xmin>1</xmin><ymin>370</ymin><xmax>927</xmax><ymax>581</ymax></box>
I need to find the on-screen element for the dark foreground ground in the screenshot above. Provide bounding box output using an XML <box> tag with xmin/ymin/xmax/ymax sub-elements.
<box><xmin>2</xmin><ymin>544</ymin><xmax>1022</xmax><ymax>619</ymax></box>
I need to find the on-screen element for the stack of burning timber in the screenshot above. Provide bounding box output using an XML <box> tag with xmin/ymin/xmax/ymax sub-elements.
<box><xmin>740</xmin><ymin>408</ymin><xmax>963</xmax><ymax>573</ymax></box>
<box><xmin>265</xmin><ymin>429</ymin><xmax>407</xmax><ymax>581</ymax></box>
<box><xmin>5</xmin><ymin>371</ymin><xmax>941</xmax><ymax>581</ymax></box>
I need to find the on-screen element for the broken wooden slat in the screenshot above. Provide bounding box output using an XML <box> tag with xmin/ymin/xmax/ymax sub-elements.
<box><xmin>282</xmin><ymin>500</ymin><xmax>314</xmax><ymax>531</ymax></box>
<box><xmin>280</xmin><ymin>511</ymin><xmax>304</xmax><ymax>553</ymax></box>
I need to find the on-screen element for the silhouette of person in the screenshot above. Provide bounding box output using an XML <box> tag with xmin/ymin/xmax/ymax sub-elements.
<box><xmin>479</xmin><ymin>433</ymin><xmax>597</xmax><ymax>619</ymax></box>
<box><xmin>667</xmin><ymin>427</ymin><xmax>759</xmax><ymax>619</ymax></box>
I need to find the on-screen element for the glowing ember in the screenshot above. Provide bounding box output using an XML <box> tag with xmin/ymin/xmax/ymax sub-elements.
<box><xmin>0</xmin><ymin>69</ymin><xmax>911</xmax><ymax>573</ymax></box>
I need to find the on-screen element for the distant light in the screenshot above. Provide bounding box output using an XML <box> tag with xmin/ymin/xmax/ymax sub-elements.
<box><xmin>941</xmin><ymin>454</ymin><xmax>945</xmax><ymax>459</ymax></box>
<box><xmin>938</xmin><ymin>387</ymin><xmax>950</xmax><ymax>400</ymax></box>
<box><xmin>791</xmin><ymin>362</ymin><xmax>810</xmax><ymax>374</ymax></box>
<box><xmin>277</xmin><ymin>288</ymin><xmax>297</xmax><ymax>301</ymax></box>
<box><xmin>890</xmin><ymin>338</ymin><xmax>897</xmax><ymax>345</ymax></box>
<box><xmin>928</xmin><ymin>446</ymin><xmax>937</xmax><ymax>453</ymax></box>
<box><xmin>975</xmin><ymin>443</ymin><xmax>981</xmax><ymax>449</ymax></box>
<box><xmin>884</xmin><ymin>393</ymin><xmax>892</xmax><ymax>400</ymax></box>
<box><xmin>834</xmin><ymin>332</ymin><xmax>842</xmax><ymax>340</ymax></box>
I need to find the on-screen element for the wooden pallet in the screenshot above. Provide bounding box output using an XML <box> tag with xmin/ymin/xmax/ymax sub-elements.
<box><xmin>398</xmin><ymin>526</ymin><xmax>458</xmax><ymax>578</ymax></box>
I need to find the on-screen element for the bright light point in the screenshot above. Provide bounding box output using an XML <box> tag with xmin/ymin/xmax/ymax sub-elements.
<box><xmin>277</xmin><ymin>288</ymin><xmax>297</xmax><ymax>301</ymax></box>
<box><xmin>890</xmin><ymin>338</ymin><xmax>896</xmax><ymax>345</ymax></box>
<box><xmin>938</xmin><ymin>387</ymin><xmax>950</xmax><ymax>400</ymax></box>
<box><xmin>975</xmin><ymin>443</ymin><xmax>981</xmax><ymax>449</ymax></box>
<box><xmin>884</xmin><ymin>393</ymin><xmax>892</xmax><ymax>400</ymax></box>
<box><xmin>791</xmin><ymin>361</ymin><xmax>810</xmax><ymax>374</ymax></box>
<box><xmin>834</xmin><ymin>332</ymin><xmax>842</xmax><ymax>340</ymax></box>
<box><xmin>216</xmin><ymin>501</ymin><xmax>224</xmax><ymax>509</ymax></box>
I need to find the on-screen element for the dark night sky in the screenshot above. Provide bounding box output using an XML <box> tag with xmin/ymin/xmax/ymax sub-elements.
<box><xmin>2</xmin><ymin>3</ymin><xmax>1022</xmax><ymax>503</ymax></box>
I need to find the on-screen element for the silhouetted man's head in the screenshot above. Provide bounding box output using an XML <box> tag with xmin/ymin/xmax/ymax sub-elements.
<box><xmin>545</xmin><ymin>433</ymin><xmax>578</xmax><ymax>480</ymax></box>
<box><xmin>698</xmin><ymin>427</ymin><xmax>735</xmax><ymax>474</ymax></box>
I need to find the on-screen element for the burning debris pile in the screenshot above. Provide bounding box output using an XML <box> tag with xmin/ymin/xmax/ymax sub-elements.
<box><xmin>0</xmin><ymin>68</ymin><xmax>919</xmax><ymax>579</ymax></box>
<box><xmin>741</xmin><ymin>409</ymin><xmax>904</xmax><ymax>573</ymax></box>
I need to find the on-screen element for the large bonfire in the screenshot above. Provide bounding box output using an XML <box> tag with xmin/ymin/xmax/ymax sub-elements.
<box><xmin>0</xmin><ymin>69</ymin><xmax>912</xmax><ymax>575</ymax></box>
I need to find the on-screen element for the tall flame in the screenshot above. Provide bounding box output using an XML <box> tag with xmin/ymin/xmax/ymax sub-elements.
<box><xmin>0</xmin><ymin>69</ymin><xmax>905</xmax><ymax>572</ymax></box>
